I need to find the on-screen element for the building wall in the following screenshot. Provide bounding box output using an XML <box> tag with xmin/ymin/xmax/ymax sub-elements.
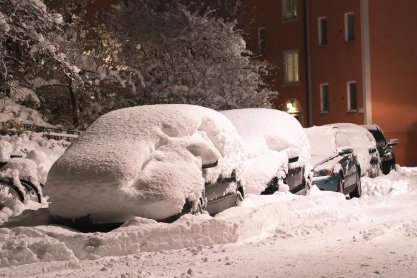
<box><xmin>237</xmin><ymin>0</ymin><xmax>416</xmax><ymax>166</ymax></box>
<box><xmin>309</xmin><ymin>0</ymin><xmax>364</xmax><ymax>126</ymax></box>
<box><xmin>238</xmin><ymin>0</ymin><xmax>308</xmax><ymax>126</ymax></box>
<box><xmin>368</xmin><ymin>0</ymin><xmax>417</xmax><ymax>166</ymax></box>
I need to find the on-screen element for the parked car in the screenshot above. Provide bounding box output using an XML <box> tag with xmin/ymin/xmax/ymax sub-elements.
<box><xmin>45</xmin><ymin>104</ymin><xmax>246</xmax><ymax>229</ymax></box>
<box><xmin>325</xmin><ymin>123</ymin><xmax>381</xmax><ymax>178</ymax></box>
<box><xmin>363</xmin><ymin>124</ymin><xmax>399</xmax><ymax>174</ymax></box>
<box><xmin>222</xmin><ymin>108</ymin><xmax>311</xmax><ymax>195</ymax></box>
<box><xmin>0</xmin><ymin>156</ymin><xmax>43</xmax><ymax>207</ymax></box>
<box><xmin>305</xmin><ymin>126</ymin><xmax>361</xmax><ymax>198</ymax></box>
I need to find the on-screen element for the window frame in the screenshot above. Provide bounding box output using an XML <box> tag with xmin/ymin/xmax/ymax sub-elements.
<box><xmin>283</xmin><ymin>49</ymin><xmax>300</xmax><ymax>84</ymax></box>
<box><xmin>282</xmin><ymin>0</ymin><xmax>297</xmax><ymax>22</ymax></box>
<box><xmin>320</xmin><ymin>83</ymin><xmax>330</xmax><ymax>113</ymax></box>
<box><xmin>318</xmin><ymin>17</ymin><xmax>328</xmax><ymax>46</ymax></box>
<box><xmin>345</xmin><ymin>12</ymin><xmax>355</xmax><ymax>42</ymax></box>
<box><xmin>258</xmin><ymin>27</ymin><xmax>266</xmax><ymax>55</ymax></box>
<box><xmin>347</xmin><ymin>80</ymin><xmax>358</xmax><ymax>111</ymax></box>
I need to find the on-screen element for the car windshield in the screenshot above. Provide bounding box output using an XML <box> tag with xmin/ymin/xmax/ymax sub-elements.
<box><xmin>369</xmin><ymin>130</ymin><xmax>387</xmax><ymax>148</ymax></box>
<box><xmin>306</xmin><ymin>127</ymin><xmax>336</xmax><ymax>157</ymax></box>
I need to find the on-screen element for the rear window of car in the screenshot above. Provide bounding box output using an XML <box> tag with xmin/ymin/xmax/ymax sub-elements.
<box><xmin>369</xmin><ymin>130</ymin><xmax>387</xmax><ymax>147</ymax></box>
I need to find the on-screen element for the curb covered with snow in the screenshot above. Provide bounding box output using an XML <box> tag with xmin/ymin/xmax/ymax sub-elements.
<box><xmin>1</xmin><ymin>167</ymin><xmax>416</xmax><ymax>268</ymax></box>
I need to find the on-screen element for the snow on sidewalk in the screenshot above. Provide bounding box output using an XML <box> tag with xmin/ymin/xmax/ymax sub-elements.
<box><xmin>1</xmin><ymin>167</ymin><xmax>416</xmax><ymax>269</ymax></box>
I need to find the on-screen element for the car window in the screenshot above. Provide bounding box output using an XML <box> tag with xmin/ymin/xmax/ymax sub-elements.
<box><xmin>335</xmin><ymin>132</ymin><xmax>350</xmax><ymax>148</ymax></box>
<box><xmin>306</xmin><ymin>129</ymin><xmax>336</xmax><ymax>157</ymax></box>
<box><xmin>369</xmin><ymin>130</ymin><xmax>387</xmax><ymax>148</ymax></box>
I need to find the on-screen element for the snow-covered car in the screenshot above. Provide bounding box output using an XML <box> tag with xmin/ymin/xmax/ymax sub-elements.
<box><xmin>45</xmin><ymin>104</ymin><xmax>246</xmax><ymax>226</ymax></box>
<box><xmin>0</xmin><ymin>133</ymin><xmax>66</xmax><ymax>208</ymax></box>
<box><xmin>221</xmin><ymin>108</ymin><xmax>310</xmax><ymax>195</ymax></box>
<box><xmin>325</xmin><ymin>123</ymin><xmax>381</xmax><ymax>178</ymax></box>
<box><xmin>363</xmin><ymin>124</ymin><xmax>398</xmax><ymax>174</ymax></box>
<box><xmin>306</xmin><ymin>126</ymin><xmax>361</xmax><ymax>198</ymax></box>
<box><xmin>0</xmin><ymin>159</ymin><xmax>43</xmax><ymax>206</ymax></box>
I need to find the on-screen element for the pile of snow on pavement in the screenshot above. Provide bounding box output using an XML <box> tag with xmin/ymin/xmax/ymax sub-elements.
<box><xmin>1</xmin><ymin>167</ymin><xmax>415</xmax><ymax>268</ymax></box>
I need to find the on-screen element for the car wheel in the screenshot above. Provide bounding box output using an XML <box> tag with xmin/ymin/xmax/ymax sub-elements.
<box><xmin>337</xmin><ymin>173</ymin><xmax>345</xmax><ymax>195</ymax></box>
<box><xmin>0</xmin><ymin>179</ymin><xmax>25</xmax><ymax>203</ymax></box>
<box><xmin>350</xmin><ymin>168</ymin><xmax>362</xmax><ymax>198</ymax></box>
<box><xmin>20</xmin><ymin>180</ymin><xmax>42</xmax><ymax>203</ymax></box>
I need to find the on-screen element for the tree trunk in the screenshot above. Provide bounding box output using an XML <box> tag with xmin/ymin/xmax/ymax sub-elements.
<box><xmin>68</xmin><ymin>77</ymin><xmax>79</xmax><ymax>127</ymax></box>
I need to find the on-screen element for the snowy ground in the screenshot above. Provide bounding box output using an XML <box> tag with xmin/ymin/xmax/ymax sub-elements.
<box><xmin>1</xmin><ymin>167</ymin><xmax>416</xmax><ymax>277</ymax></box>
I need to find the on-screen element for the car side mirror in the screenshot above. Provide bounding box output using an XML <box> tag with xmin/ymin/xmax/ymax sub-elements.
<box><xmin>368</xmin><ymin>147</ymin><xmax>377</xmax><ymax>154</ymax></box>
<box><xmin>338</xmin><ymin>147</ymin><xmax>353</xmax><ymax>156</ymax></box>
<box><xmin>389</xmin><ymin>139</ymin><xmax>399</xmax><ymax>146</ymax></box>
<box><xmin>288</xmin><ymin>156</ymin><xmax>299</xmax><ymax>163</ymax></box>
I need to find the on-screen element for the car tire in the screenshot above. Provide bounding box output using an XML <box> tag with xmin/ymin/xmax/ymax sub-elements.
<box><xmin>19</xmin><ymin>180</ymin><xmax>42</xmax><ymax>203</ymax></box>
<box><xmin>350</xmin><ymin>168</ymin><xmax>362</xmax><ymax>198</ymax></box>
<box><xmin>337</xmin><ymin>173</ymin><xmax>345</xmax><ymax>195</ymax></box>
<box><xmin>0</xmin><ymin>179</ymin><xmax>25</xmax><ymax>203</ymax></box>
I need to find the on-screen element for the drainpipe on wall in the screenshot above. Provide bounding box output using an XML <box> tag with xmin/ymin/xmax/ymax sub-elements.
<box><xmin>303</xmin><ymin>0</ymin><xmax>313</xmax><ymax>127</ymax></box>
<box><xmin>361</xmin><ymin>0</ymin><xmax>372</xmax><ymax>124</ymax></box>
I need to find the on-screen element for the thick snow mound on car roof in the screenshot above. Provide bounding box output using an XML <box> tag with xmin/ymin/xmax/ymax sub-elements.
<box><xmin>222</xmin><ymin>109</ymin><xmax>310</xmax><ymax>194</ymax></box>
<box><xmin>45</xmin><ymin>104</ymin><xmax>244</xmax><ymax>222</ymax></box>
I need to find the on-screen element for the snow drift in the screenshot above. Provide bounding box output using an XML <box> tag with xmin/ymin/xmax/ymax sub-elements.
<box><xmin>45</xmin><ymin>104</ymin><xmax>245</xmax><ymax>222</ymax></box>
<box><xmin>1</xmin><ymin>167</ymin><xmax>415</xmax><ymax>268</ymax></box>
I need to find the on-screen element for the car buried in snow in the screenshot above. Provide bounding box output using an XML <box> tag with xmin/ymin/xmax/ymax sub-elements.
<box><xmin>363</xmin><ymin>124</ymin><xmax>399</xmax><ymax>175</ymax></box>
<box><xmin>0</xmin><ymin>154</ymin><xmax>43</xmax><ymax>208</ymax></box>
<box><xmin>324</xmin><ymin>123</ymin><xmax>381</xmax><ymax>178</ymax></box>
<box><xmin>222</xmin><ymin>108</ymin><xmax>311</xmax><ymax>195</ymax></box>
<box><xmin>45</xmin><ymin>104</ymin><xmax>246</xmax><ymax>230</ymax></box>
<box><xmin>305</xmin><ymin>126</ymin><xmax>362</xmax><ymax>198</ymax></box>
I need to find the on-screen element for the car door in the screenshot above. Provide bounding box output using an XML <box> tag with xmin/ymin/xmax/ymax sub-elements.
<box><xmin>335</xmin><ymin>131</ymin><xmax>356</xmax><ymax>187</ymax></box>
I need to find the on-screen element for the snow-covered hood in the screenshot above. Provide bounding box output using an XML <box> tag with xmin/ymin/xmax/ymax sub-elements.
<box><xmin>45</xmin><ymin>104</ymin><xmax>245</xmax><ymax>222</ymax></box>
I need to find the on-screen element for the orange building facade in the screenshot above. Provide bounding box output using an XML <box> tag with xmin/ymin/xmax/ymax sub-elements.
<box><xmin>236</xmin><ymin>0</ymin><xmax>417</xmax><ymax>166</ymax></box>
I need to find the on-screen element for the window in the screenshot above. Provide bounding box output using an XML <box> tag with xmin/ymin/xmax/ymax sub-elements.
<box><xmin>336</xmin><ymin>132</ymin><xmax>350</xmax><ymax>148</ymax></box>
<box><xmin>258</xmin><ymin>27</ymin><xmax>266</xmax><ymax>55</ymax></box>
<box><xmin>282</xmin><ymin>0</ymin><xmax>297</xmax><ymax>21</ymax></box>
<box><xmin>345</xmin><ymin>12</ymin><xmax>355</xmax><ymax>42</ymax></box>
<box><xmin>318</xmin><ymin>17</ymin><xmax>328</xmax><ymax>45</ymax></box>
<box><xmin>347</xmin><ymin>81</ymin><xmax>357</xmax><ymax>111</ymax></box>
<box><xmin>284</xmin><ymin>50</ymin><xmax>299</xmax><ymax>83</ymax></box>
<box><xmin>320</xmin><ymin>83</ymin><xmax>329</xmax><ymax>112</ymax></box>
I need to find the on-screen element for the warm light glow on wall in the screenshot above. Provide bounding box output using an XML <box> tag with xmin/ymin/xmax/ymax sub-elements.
<box><xmin>286</xmin><ymin>98</ymin><xmax>298</xmax><ymax>114</ymax></box>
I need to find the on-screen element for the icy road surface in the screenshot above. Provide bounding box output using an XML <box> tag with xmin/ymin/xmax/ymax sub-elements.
<box><xmin>1</xmin><ymin>167</ymin><xmax>417</xmax><ymax>277</ymax></box>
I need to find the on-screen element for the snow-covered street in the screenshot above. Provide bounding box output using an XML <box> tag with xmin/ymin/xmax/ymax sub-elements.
<box><xmin>1</xmin><ymin>167</ymin><xmax>416</xmax><ymax>277</ymax></box>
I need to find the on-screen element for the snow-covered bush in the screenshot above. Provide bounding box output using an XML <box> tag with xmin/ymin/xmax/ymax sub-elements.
<box><xmin>90</xmin><ymin>0</ymin><xmax>275</xmax><ymax>110</ymax></box>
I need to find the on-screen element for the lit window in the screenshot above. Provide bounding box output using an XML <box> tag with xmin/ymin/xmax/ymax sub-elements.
<box><xmin>284</xmin><ymin>50</ymin><xmax>299</xmax><ymax>83</ymax></box>
<box><xmin>282</xmin><ymin>0</ymin><xmax>297</xmax><ymax>21</ymax></box>
<box><xmin>347</xmin><ymin>81</ymin><xmax>357</xmax><ymax>111</ymax></box>
<box><xmin>318</xmin><ymin>17</ymin><xmax>328</xmax><ymax>45</ymax></box>
<box><xmin>320</xmin><ymin>83</ymin><xmax>329</xmax><ymax>112</ymax></box>
<box><xmin>258</xmin><ymin>27</ymin><xmax>266</xmax><ymax>55</ymax></box>
<box><xmin>345</xmin><ymin>12</ymin><xmax>355</xmax><ymax>42</ymax></box>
